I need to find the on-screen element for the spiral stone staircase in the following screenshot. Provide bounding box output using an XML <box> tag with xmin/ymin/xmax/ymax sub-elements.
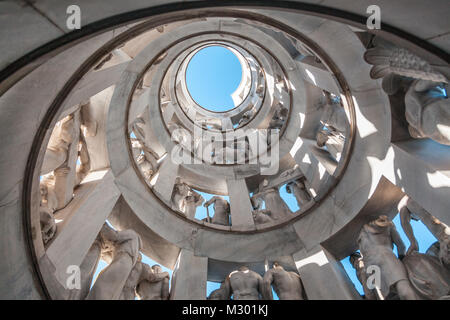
<box><xmin>0</xmin><ymin>1</ymin><xmax>449</xmax><ymax>300</ymax></box>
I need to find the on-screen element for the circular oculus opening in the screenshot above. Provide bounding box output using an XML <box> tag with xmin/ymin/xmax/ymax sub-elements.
<box><xmin>186</xmin><ymin>46</ymin><xmax>243</xmax><ymax>112</ymax></box>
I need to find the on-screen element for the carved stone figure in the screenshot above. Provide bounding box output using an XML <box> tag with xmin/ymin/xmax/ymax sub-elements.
<box><xmin>319</xmin><ymin>93</ymin><xmax>348</xmax><ymax>134</ymax></box>
<box><xmin>363</xmin><ymin>38</ymin><xmax>449</xmax><ymax>145</ymax></box>
<box><xmin>349</xmin><ymin>252</ymin><xmax>376</xmax><ymax>300</ymax></box>
<box><xmin>39</xmin><ymin>175</ymin><xmax>58</xmax><ymax>244</ymax></box>
<box><xmin>358</xmin><ymin>215</ymin><xmax>418</xmax><ymax>299</ymax></box>
<box><xmin>363</xmin><ymin>40</ymin><xmax>446</xmax><ymax>82</ymax></box>
<box><xmin>223</xmin><ymin>266</ymin><xmax>264</xmax><ymax>300</ymax></box>
<box><xmin>207</xmin><ymin>281</ymin><xmax>230</xmax><ymax>300</ymax></box>
<box><xmin>172</xmin><ymin>181</ymin><xmax>191</xmax><ymax>213</ymax></box>
<box><xmin>184</xmin><ymin>192</ymin><xmax>204</xmax><ymax>220</ymax></box>
<box><xmin>171</xmin><ymin>181</ymin><xmax>203</xmax><ymax>219</ymax></box>
<box><xmin>404</xmin><ymin>80</ymin><xmax>450</xmax><ymax>145</ymax></box>
<box><xmin>262</xmin><ymin>262</ymin><xmax>306</xmax><ymax>300</ymax></box>
<box><xmin>401</xmin><ymin>251</ymin><xmax>450</xmax><ymax>300</ymax></box>
<box><xmin>253</xmin><ymin>180</ymin><xmax>290</xmax><ymax>220</ymax></box>
<box><xmin>80</xmin><ymin>100</ymin><xmax>98</xmax><ymax>137</ymax></box>
<box><xmin>238</xmin><ymin>109</ymin><xmax>254</xmax><ymax>126</ymax></box>
<box><xmin>398</xmin><ymin>195</ymin><xmax>450</xmax><ymax>257</ymax></box>
<box><xmin>316</xmin><ymin>127</ymin><xmax>345</xmax><ymax>160</ymax></box>
<box><xmin>87</xmin><ymin>224</ymin><xmax>142</xmax><ymax>300</ymax></box>
<box><xmin>269</xmin><ymin>103</ymin><xmax>288</xmax><ymax>130</ymax></box>
<box><xmin>120</xmin><ymin>260</ymin><xmax>170</xmax><ymax>300</ymax></box>
<box><xmin>39</xmin><ymin>206</ymin><xmax>56</xmax><ymax>245</ymax></box>
<box><xmin>203</xmin><ymin>196</ymin><xmax>230</xmax><ymax>226</ymax></box>
<box><xmin>286</xmin><ymin>178</ymin><xmax>311</xmax><ymax>208</ymax></box>
<box><xmin>251</xmin><ymin>197</ymin><xmax>273</xmax><ymax>225</ymax></box>
<box><xmin>136</xmin><ymin>265</ymin><xmax>170</xmax><ymax>300</ymax></box>
<box><xmin>41</xmin><ymin>115</ymin><xmax>76</xmax><ymax>175</ymax></box>
<box><xmin>75</xmin><ymin>133</ymin><xmax>91</xmax><ymax>185</ymax></box>
<box><xmin>131</xmin><ymin>118</ymin><xmax>160</xmax><ymax>179</ymax></box>
<box><xmin>398</xmin><ymin>195</ymin><xmax>450</xmax><ymax>299</ymax></box>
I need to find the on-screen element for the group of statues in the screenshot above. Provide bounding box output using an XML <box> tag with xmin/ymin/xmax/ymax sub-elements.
<box><xmin>351</xmin><ymin>195</ymin><xmax>450</xmax><ymax>300</ymax></box>
<box><xmin>39</xmin><ymin>102</ymin><xmax>94</xmax><ymax>244</ymax></box>
<box><xmin>171</xmin><ymin>180</ymin><xmax>231</xmax><ymax>225</ymax></box>
<box><xmin>315</xmin><ymin>91</ymin><xmax>348</xmax><ymax>162</ymax></box>
<box><xmin>208</xmin><ymin>263</ymin><xmax>306</xmax><ymax>300</ymax></box>
<box><xmin>77</xmin><ymin>223</ymin><xmax>170</xmax><ymax>300</ymax></box>
<box><xmin>251</xmin><ymin>176</ymin><xmax>312</xmax><ymax>225</ymax></box>
<box><xmin>131</xmin><ymin>116</ymin><xmax>162</xmax><ymax>181</ymax></box>
<box><xmin>364</xmin><ymin>36</ymin><xmax>450</xmax><ymax>146</ymax></box>
<box><xmin>171</xmin><ymin>173</ymin><xmax>312</xmax><ymax>227</ymax></box>
<box><xmin>269</xmin><ymin>102</ymin><xmax>289</xmax><ymax>131</ymax></box>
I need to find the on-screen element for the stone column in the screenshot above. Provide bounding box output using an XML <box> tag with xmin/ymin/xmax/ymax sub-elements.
<box><xmin>292</xmin><ymin>246</ymin><xmax>361</xmax><ymax>300</ymax></box>
<box><xmin>170</xmin><ymin>249</ymin><xmax>207</xmax><ymax>300</ymax></box>
<box><xmin>227</xmin><ymin>179</ymin><xmax>255</xmax><ymax>230</ymax></box>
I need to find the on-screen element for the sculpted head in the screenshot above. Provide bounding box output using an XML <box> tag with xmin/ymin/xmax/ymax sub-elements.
<box><xmin>152</xmin><ymin>264</ymin><xmax>162</xmax><ymax>273</ymax></box>
<box><xmin>316</xmin><ymin>130</ymin><xmax>329</xmax><ymax>147</ymax></box>
<box><xmin>373</xmin><ymin>215</ymin><xmax>392</xmax><ymax>228</ymax></box>
<box><xmin>238</xmin><ymin>266</ymin><xmax>249</xmax><ymax>272</ymax></box>
<box><xmin>272</xmin><ymin>262</ymin><xmax>284</xmax><ymax>270</ymax></box>
<box><xmin>349</xmin><ymin>252</ymin><xmax>363</xmax><ymax>269</ymax></box>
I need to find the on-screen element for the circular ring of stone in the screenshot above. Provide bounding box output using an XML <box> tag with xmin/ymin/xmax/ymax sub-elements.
<box><xmin>18</xmin><ymin>10</ymin><xmax>389</xmax><ymax>261</ymax></box>
<box><xmin>134</xmin><ymin>26</ymin><xmax>298</xmax><ymax>180</ymax></box>
<box><xmin>175</xmin><ymin>42</ymin><xmax>262</xmax><ymax>128</ymax></box>
<box><xmin>161</xmin><ymin>38</ymin><xmax>286</xmax><ymax>165</ymax></box>
<box><xmin>109</xmin><ymin>14</ymin><xmax>366</xmax><ymax>248</ymax></box>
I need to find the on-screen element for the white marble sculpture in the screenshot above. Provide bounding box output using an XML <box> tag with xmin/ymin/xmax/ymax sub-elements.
<box><xmin>250</xmin><ymin>197</ymin><xmax>273</xmax><ymax>225</ymax></box>
<box><xmin>262</xmin><ymin>262</ymin><xmax>306</xmax><ymax>300</ymax></box>
<box><xmin>207</xmin><ymin>281</ymin><xmax>230</xmax><ymax>300</ymax></box>
<box><xmin>203</xmin><ymin>196</ymin><xmax>230</xmax><ymax>226</ymax></box>
<box><xmin>404</xmin><ymin>80</ymin><xmax>450</xmax><ymax>145</ymax></box>
<box><xmin>398</xmin><ymin>195</ymin><xmax>450</xmax><ymax>299</ymax></box>
<box><xmin>358</xmin><ymin>215</ymin><xmax>418</xmax><ymax>300</ymax></box>
<box><xmin>252</xmin><ymin>179</ymin><xmax>291</xmax><ymax>220</ymax></box>
<box><xmin>120</xmin><ymin>260</ymin><xmax>170</xmax><ymax>300</ymax></box>
<box><xmin>172</xmin><ymin>181</ymin><xmax>204</xmax><ymax>219</ymax></box>
<box><xmin>319</xmin><ymin>93</ymin><xmax>348</xmax><ymax>134</ymax></box>
<box><xmin>363</xmin><ymin>38</ymin><xmax>450</xmax><ymax>145</ymax></box>
<box><xmin>87</xmin><ymin>224</ymin><xmax>142</xmax><ymax>300</ymax></box>
<box><xmin>136</xmin><ymin>265</ymin><xmax>170</xmax><ymax>300</ymax></box>
<box><xmin>41</xmin><ymin>115</ymin><xmax>76</xmax><ymax>175</ymax></box>
<box><xmin>349</xmin><ymin>252</ymin><xmax>376</xmax><ymax>300</ymax></box>
<box><xmin>223</xmin><ymin>266</ymin><xmax>264</xmax><ymax>300</ymax></box>
<box><xmin>285</xmin><ymin>178</ymin><xmax>311</xmax><ymax>208</ymax></box>
<box><xmin>39</xmin><ymin>175</ymin><xmax>58</xmax><ymax>244</ymax></box>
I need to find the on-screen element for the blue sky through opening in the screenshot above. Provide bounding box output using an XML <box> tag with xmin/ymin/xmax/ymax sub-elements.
<box><xmin>186</xmin><ymin>46</ymin><xmax>242</xmax><ymax>112</ymax></box>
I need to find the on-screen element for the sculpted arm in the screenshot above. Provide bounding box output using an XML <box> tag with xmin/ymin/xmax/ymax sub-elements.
<box><xmin>262</xmin><ymin>270</ymin><xmax>274</xmax><ymax>300</ymax></box>
<box><xmin>406</xmin><ymin>197</ymin><xmax>450</xmax><ymax>241</ymax></box>
<box><xmin>99</xmin><ymin>223</ymin><xmax>118</xmax><ymax>243</ymax></box>
<box><xmin>204</xmin><ymin>196</ymin><xmax>219</xmax><ymax>207</ymax></box>
<box><xmin>161</xmin><ymin>277</ymin><xmax>170</xmax><ymax>300</ymax></box>
<box><xmin>399</xmin><ymin>202</ymin><xmax>419</xmax><ymax>255</ymax></box>
<box><xmin>391</xmin><ymin>225</ymin><xmax>406</xmax><ymax>258</ymax></box>
<box><xmin>143</xmin><ymin>266</ymin><xmax>169</xmax><ymax>283</ymax></box>
<box><xmin>223</xmin><ymin>276</ymin><xmax>232</xmax><ymax>300</ymax></box>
